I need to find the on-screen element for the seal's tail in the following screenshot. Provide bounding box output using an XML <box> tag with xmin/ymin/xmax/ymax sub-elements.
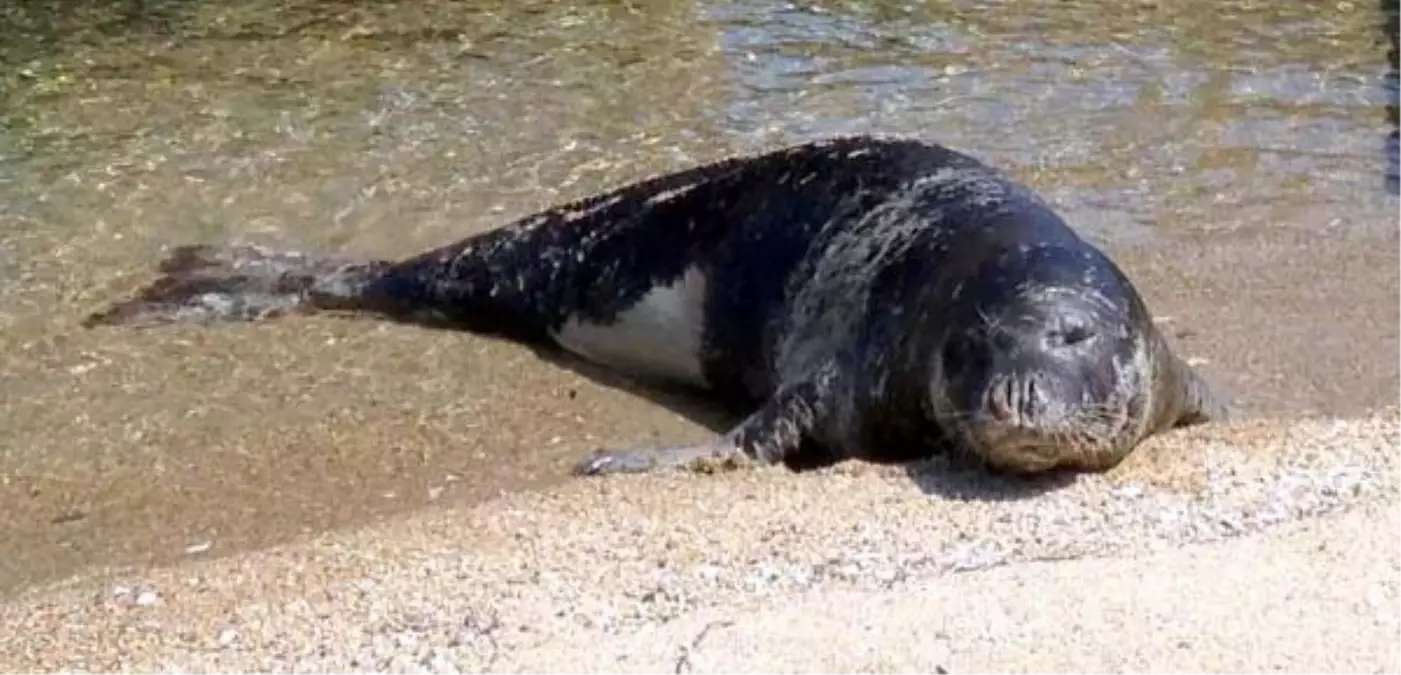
<box><xmin>83</xmin><ymin>244</ymin><xmax>389</xmax><ymax>328</ymax></box>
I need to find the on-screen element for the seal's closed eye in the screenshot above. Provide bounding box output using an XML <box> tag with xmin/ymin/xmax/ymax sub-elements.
<box><xmin>1051</xmin><ymin>324</ymin><xmax>1095</xmax><ymax>347</ymax></box>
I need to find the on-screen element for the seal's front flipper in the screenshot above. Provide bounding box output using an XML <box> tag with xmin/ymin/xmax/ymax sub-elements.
<box><xmin>571</xmin><ymin>379</ymin><xmax>832</xmax><ymax>477</ymax></box>
<box><xmin>571</xmin><ymin>438</ymin><xmax>746</xmax><ymax>476</ymax></box>
<box><xmin>1172</xmin><ymin>359</ymin><xmax>1233</xmax><ymax>428</ymax></box>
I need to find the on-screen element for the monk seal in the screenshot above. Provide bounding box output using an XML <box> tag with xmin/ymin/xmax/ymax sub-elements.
<box><xmin>84</xmin><ymin>135</ymin><xmax>1228</xmax><ymax>477</ymax></box>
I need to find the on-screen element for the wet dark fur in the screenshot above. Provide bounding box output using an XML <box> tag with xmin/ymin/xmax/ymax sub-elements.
<box><xmin>85</xmin><ymin>135</ymin><xmax>1228</xmax><ymax>477</ymax></box>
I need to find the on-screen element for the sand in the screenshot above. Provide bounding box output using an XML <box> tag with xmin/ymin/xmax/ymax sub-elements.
<box><xmin>1</xmin><ymin>410</ymin><xmax>1397</xmax><ymax>673</ymax></box>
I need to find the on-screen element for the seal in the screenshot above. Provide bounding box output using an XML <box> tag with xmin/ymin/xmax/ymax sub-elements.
<box><xmin>84</xmin><ymin>135</ymin><xmax>1228</xmax><ymax>477</ymax></box>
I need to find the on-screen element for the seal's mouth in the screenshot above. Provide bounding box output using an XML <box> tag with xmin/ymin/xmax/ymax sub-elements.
<box><xmin>949</xmin><ymin>377</ymin><xmax>1137</xmax><ymax>474</ymax></box>
<box><xmin>963</xmin><ymin>422</ymin><xmax>1119</xmax><ymax>474</ymax></box>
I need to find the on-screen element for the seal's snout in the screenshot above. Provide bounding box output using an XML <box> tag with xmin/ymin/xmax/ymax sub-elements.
<box><xmin>986</xmin><ymin>374</ymin><xmax>1053</xmax><ymax>425</ymax></box>
<box><xmin>944</xmin><ymin>309</ymin><xmax>1099</xmax><ymax>426</ymax></box>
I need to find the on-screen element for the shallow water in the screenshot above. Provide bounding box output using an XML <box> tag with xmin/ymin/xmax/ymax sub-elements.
<box><xmin>1</xmin><ymin>0</ymin><xmax>1397</xmax><ymax>595</ymax></box>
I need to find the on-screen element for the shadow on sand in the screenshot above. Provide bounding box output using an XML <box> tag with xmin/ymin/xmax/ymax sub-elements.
<box><xmin>897</xmin><ymin>457</ymin><xmax>1080</xmax><ymax>502</ymax></box>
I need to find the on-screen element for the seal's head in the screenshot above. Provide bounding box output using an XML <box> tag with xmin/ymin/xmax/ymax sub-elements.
<box><xmin>931</xmin><ymin>243</ymin><xmax>1156</xmax><ymax>474</ymax></box>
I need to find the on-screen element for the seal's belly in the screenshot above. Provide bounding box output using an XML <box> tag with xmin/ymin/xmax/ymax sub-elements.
<box><xmin>550</xmin><ymin>266</ymin><xmax>710</xmax><ymax>389</ymax></box>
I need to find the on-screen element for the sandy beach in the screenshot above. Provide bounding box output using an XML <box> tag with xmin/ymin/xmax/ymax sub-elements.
<box><xmin>2</xmin><ymin>410</ymin><xmax>1397</xmax><ymax>673</ymax></box>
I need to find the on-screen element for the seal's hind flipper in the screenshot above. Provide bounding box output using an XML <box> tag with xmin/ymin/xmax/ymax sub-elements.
<box><xmin>84</xmin><ymin>244</ymin><xmax>384</xmax><ymax>328</ymax></box>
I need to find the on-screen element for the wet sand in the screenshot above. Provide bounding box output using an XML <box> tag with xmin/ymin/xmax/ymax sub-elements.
<box><xmin>0</xmin><ymin>0</ymin><xmax>745</xmax><ymax>594</ymax></box>
<box><xmin>0</xmin><ymin>4</ymin><xmax>1397</xmax><ymax>665</ymax></box>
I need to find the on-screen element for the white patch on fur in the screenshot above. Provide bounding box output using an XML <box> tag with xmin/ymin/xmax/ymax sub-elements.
<box><xmin>551</xmin><ymin>266</ymin><xmax>710</xmax><ymax>388</ymax></box>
